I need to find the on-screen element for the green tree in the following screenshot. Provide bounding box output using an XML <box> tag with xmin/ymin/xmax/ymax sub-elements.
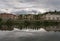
<box><xmin>0</xmin><ymin>18</ymin><xmax>3</xmax><ymax>29</ymax></box>
<box><xmin>5</xmin><ymin>19</ymin><xmax>14</xmax><ymax>30</ymax></box>
<box><xmin>24</xmin><ymin>20</ymin><xmax>31</xmax><ymax>29</ymax></box>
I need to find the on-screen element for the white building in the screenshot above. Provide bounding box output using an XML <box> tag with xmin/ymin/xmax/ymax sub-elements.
<box><xmin>42</xmin><ymin>13</ymin><xmax>60</xmax><ymax>20</ymax></box>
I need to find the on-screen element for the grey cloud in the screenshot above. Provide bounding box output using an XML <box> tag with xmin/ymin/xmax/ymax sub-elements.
<box><xmin>18</xmin><ymin>0</ymin><xmax>60</xmax><ymax>11</ymax></box>
<box><xmin>12</xmin><ymin>10</ymin><xmax>37</xmax><ymax>14</ymax></box>
<box><xmin>0</xmin><ymin>0</ymin><xmax>60</xmax><ymax>13</ymax></box>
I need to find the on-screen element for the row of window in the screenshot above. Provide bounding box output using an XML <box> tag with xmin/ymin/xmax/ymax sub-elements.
<box><xmin>46</xmin><ymin>17</ymin><xmax>60</xmax><ymax>20</ymax></box>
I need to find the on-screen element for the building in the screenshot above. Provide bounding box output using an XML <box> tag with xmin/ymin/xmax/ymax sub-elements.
<box><xmin>1</xmin><ymin>11</ymin><xmax>60</xmax><ymax>21</ymax></box>
<box><xmin>18</xmin><ymin>14</ymin><xmax>42</xmax><ymax>21</ymax></box>
<box><xmin>0</xmin><ymin>13</ymin><xmax>18</xmax><ymax>20</ymax></box>
<box><xmin>24</xmin><ymin>14</ymin><xmax>34</xmax><ymax>20</ymax></box>
<box><xmin>18</xmin><ymin>14</ymin><xmax>34</xmax><ymax>20</ymax></box>
<box><xmin>42</xmin><ymin>12</ymin><xmax>60</xmax><ymax>21</ymax></box>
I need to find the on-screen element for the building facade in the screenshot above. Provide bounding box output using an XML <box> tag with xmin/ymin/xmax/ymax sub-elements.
<box><xmin>18</xmin><ymin>14</ymin><xmax>34</xmax><ymax>20</ymax></box>
<box><xmin>42</xmin><ymin>13</ymin><xmax>60</xmax><ymax>21</ymax></box>
<box><xmin>18</xmin><ymin>14</ymin><xmax>43</xmax><ymax>21</ymax></box>
<box><xmin>0</xmin><ymin>13</ymin><xmax>18</xmax><ymax>20</ymax></box>
<box><xmin>0</xmin><ymin>12</ymin><xmax>60</xmax><ymax>21</ymax></box>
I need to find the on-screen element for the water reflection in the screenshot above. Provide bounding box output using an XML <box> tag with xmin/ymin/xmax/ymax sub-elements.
<box><xmin>0</xmin><ymin>28</ymin><xmax>60</xmax><ymax>41</ymax></box>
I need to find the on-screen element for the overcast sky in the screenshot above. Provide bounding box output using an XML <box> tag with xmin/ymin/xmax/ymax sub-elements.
<box><xmin>0</xmin><ymin>0</ymin><xmax>60</xmax><ymax>13</ymax></box>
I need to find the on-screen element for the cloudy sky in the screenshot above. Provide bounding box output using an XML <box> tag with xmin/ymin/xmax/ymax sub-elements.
<box><xmin>0</xmin><ymin>0</ymin><xmax>60</xmax><ymax>14</ymax></box>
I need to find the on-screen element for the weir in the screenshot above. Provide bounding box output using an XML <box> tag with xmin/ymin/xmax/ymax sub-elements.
<box><xmin>13</xmin><ymin>27</ymin><xmax>60</xmax><ymax>32</ymax></box>
<box><xmin>13</xmin><ymin>28</ymin><xmax>47</xmax><ymax>32</ymax></box>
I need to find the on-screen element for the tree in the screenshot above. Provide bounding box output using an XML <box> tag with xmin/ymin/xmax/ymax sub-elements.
<box><xmin>0</xmin><ymin>18</ymin><xmax>2</xmax><ymax>29</ymax></box>
<box><xmin>5</xmin><ymin>19</ymin><xmax>14</xmax><ymax>30</ymax></box>
<box><xmin>24</xmin><ymin>20</ymin><xmax>31</xmax><ymax>29</ymax></box>
<box><xmin>17</xmin><ymin>21</ymin><xmax>24</xmax><ymax>30</ymax></box>
<box><xmin>18</xmin><ymin>15</ymin><xmax>23</xmax><ymax>20</ymax></box>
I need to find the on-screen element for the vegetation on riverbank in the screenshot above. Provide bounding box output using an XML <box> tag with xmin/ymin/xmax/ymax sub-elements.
<box><xmin>0</xmin><ymin>18</ymin><xmax>60</xmax><ymax>30</ymax></box>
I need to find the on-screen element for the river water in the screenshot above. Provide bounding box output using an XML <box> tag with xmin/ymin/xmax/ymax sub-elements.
<box><xmin>0</xmin><ymin>28</ymin><xmax>60</xmax><ymax>41</ymax></box>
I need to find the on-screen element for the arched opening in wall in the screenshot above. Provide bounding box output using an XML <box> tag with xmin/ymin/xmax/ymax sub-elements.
<box><xmin>53</xmin><ymin>17</ymin><xmax>55</xmax><ymax>20</ymax></box>
<box><xmin>46</xmin><ymin>17</ymin><xmax>51</xmax><ymax>20</ymax></box>
<box><xmin>57</xmin><ymin>17</ymin><xmax>59</xmax><ymax>20</ymax></box>
<box><xmin>48</xmin><ymin>17</ymin><xmax>50</xmax><ymax>20</ymax></box>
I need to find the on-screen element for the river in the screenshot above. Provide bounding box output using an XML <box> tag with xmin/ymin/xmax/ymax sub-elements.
<box><xmin>0</xmin><ymin>28</ymin><xmax>60</xmax><ymax>41</ymax></box>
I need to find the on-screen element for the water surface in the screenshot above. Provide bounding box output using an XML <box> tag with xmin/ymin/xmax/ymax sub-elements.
<box><xmin>0</xmin><ymin>28</ymin><xmax>60</xmax><ymax>41</ymax></box>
